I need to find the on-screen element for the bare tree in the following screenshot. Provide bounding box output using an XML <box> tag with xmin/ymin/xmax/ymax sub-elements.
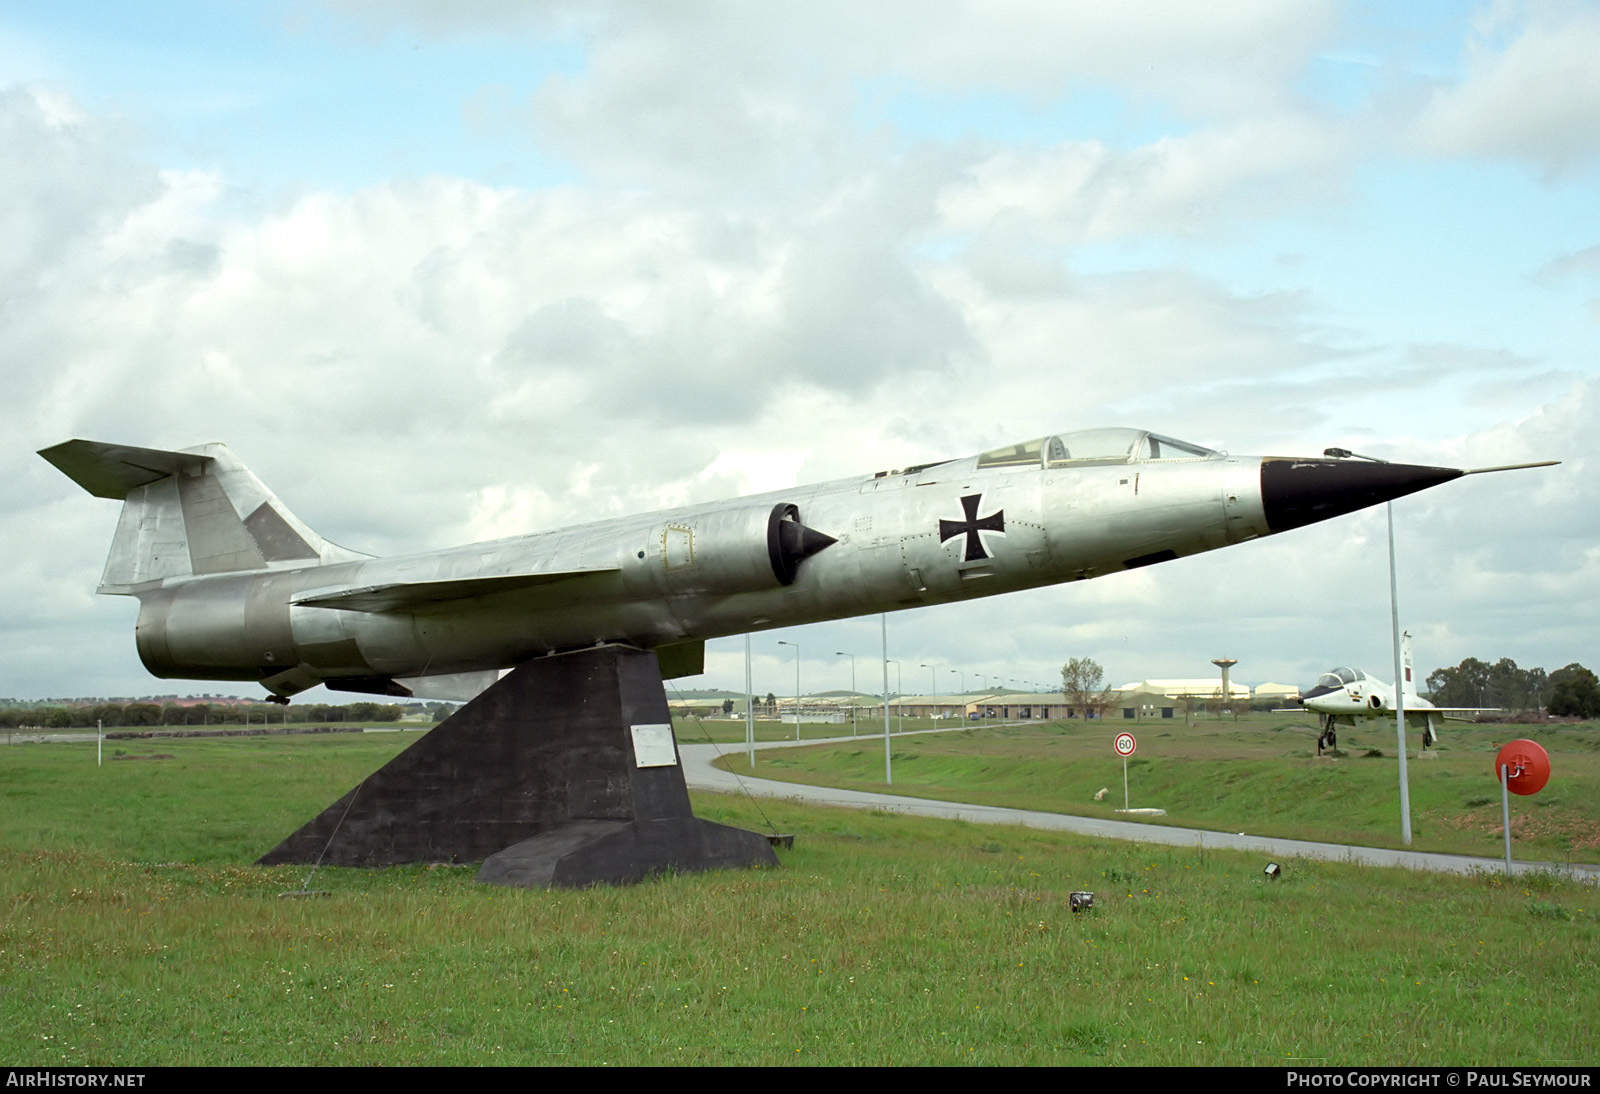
<box><xmin>1178</xmin><ymin>691</ymin><xmax>1200</xmax><ymax>726</ymax></box>
<box><xmin>1060</xmin><ymin>657</ymin><xmax>1116</xmax><ymax>720</ymax></box>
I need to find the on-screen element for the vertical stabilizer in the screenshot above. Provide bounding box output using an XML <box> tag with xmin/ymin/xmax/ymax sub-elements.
<box><xmin>38</xmin><ymin>440</ymin><xmax>370</xmax><ymax>594</ymax></box>
<box><xmin>1400</xmin><ymin>630</ymin><xmax>1414</xmax><ymax>709</ymax></box>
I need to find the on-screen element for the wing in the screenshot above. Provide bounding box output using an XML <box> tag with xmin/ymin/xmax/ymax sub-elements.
<box><xmin>1404</xmin><ymin>706</ymin><xmax>1496</xmax><ymax>722</ymax></box>
<box><xmin>293</xmin><ymin>568</ymin><xmax>619</xmax><ymax>613</ymax></box>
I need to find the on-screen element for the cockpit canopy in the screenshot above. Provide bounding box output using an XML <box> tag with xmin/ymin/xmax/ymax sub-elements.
<box><xmin>976</xmin><ymin>428</ymin><xmax>1220</xmax><ymax>470</ymax></box>
<box><xmin>1315</xmin><ymin>667</ymin><xmax>1367</xmax><ymax>691</ymax></box>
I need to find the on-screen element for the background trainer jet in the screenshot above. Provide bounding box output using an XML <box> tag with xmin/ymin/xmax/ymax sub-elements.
<box><xmin>1300</xmin><ymin>635</ymin><xmax>1496</xmax><ymax>753</ymax></box>
<box><xmin>39</xmin><ymin>428</ymin><xmax>1530</xmax><ymax>704</ymax></box>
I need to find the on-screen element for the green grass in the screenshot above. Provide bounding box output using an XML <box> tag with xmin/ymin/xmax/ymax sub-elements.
<box><xmin>2</xmin><ymin>731</ymin><xmax>1597</xmax><ymax>1066</ymax></box>
<box><xmin>716</xmin><ymin>716</ymin><xmax>1600</xmax><ymax>862</ymax></box>
<box><xmin>1</xmin><ymin>731</ymin><xmax>437</xmax><ymax>863</ymax></box>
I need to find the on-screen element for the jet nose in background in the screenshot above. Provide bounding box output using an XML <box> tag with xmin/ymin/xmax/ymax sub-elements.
<box><xmin>1259</xmin><ymin>458</ymin><xmax>1463</xmax><ymax>535</ymax></box>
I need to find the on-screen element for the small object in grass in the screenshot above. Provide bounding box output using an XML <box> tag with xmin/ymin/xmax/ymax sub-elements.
<box><xmin>278</xmin><ymin>890</ymin><xmax>332</xmax><ymax>899</ymax></box>
<box><xmin>1264</xmin><ymin>862</ymin><xmax>1281</xmax><ymax>880</ymax></box>
<box><xmin>1069</xmin><ymin>891</ymin><xmax>1094</xmax><ymax>913</ymax></box>
<box><xmin>766</xmin><ymin>833</ymin><xmax>795</xmax><ymax>850</ymax></box>
<box><xmin>1093</xmin><ymin>788</ymin><xmax>1108</xmax><ymax>800</ymax></box>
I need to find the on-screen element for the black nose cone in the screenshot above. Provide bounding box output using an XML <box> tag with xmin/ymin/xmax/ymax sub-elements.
<box><xmin>1261</xmin><ymin>458</ymin><xmax>1463</xmax><ymax>534</ymax></box>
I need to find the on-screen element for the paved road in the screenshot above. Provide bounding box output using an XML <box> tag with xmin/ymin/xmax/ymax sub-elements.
<box><xmin>680</xmin><ymin>728</ymin><xmax>1600</xmax><ymax>885</ymax></box>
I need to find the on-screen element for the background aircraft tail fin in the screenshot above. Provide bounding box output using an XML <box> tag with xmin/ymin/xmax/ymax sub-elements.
<box><xmin>39</xmin><ymin>439</ymin><xmax>370</xmax><ymax>593</ymax></box>
<box><xmin>1400</xmin><ymin>630</ymin><xmax>1415</xmax><ymax>708</ymax></box>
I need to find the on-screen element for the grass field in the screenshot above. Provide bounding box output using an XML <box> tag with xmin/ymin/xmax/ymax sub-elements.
<box><xmin>2</xmin><ymin>728</ymin><xmax>1597</xmax><ymax>1066</ymax></box>
<box><xmin>708</xmin><ymin>714</ymin><xmax>1600</xmax><ymax>863</ymax></box>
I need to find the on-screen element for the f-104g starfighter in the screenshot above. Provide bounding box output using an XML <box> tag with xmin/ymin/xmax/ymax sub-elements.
<box><xmin>39</xmin><ymin>427</ymin><xmax>1485</xmax><ymax>703</ymax></box>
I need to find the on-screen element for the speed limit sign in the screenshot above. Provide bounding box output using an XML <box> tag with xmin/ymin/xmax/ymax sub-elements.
<box><xmin>1114</xmin><ymin>732</ymin><xmax>1138</xmax><ymax>810</ymax></box>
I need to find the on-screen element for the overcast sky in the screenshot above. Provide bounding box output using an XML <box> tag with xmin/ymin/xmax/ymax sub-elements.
<box><xmin>4</xmin><ymin>0</ymin><xmax>1597</xmax><ymax>702</ymax></box>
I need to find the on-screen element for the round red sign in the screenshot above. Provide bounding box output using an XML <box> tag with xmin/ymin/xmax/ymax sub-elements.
<box><xmin>1494</xmin><ymin>738</ymin><xmax>1550</xmax><ymax>796</ymax></box>
<box><xmin>1114</xmin><ymin>732</ymin><xmax>1137</xmax><ymax>757</ymax></box>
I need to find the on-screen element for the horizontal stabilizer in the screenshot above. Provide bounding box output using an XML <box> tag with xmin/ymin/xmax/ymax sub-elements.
<box><xmin>39</xmin><ymin>440</ymin><xmax>210</xmax><ymax>500</ymax></box>
<box><xmin>294</xmin><ymin>568</ymin><xmax>619</xmax><ymax>613</ymax></box>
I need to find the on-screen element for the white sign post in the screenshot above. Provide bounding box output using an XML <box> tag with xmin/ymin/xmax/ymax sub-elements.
<box><xmin>1114</xmin><ymin>732</ymin><xmax>1137</xmax><ymax>810</ymax></box>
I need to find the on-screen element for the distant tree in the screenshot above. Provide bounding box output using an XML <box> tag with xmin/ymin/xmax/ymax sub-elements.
<box><xmin>722</xmin><ymin>699</ymin><xmax>734</xmax><ymax>716</ymax></box>
<box><xmin>1428</xmin><ymin>656</ymin><xmax>1551</xmax><ymax>711</ymax></box>
<box><xmin>1060</xmin><ymin>658</ymin><xmax>1115</xmax><ymax>720</ymax></box>
<box><xmin>1522</xmin><ymin>666</ymin><xmax>1550</xmax><ymax>712</ymax></box>
<box><xmin>764</xmin><ymin>692</ymin><xmax>777</xmax><ymax>716</ymax></box>
<box><xmin>125</xmin><ymin>702</ymin><xmax>162</xmax><ymax>726</ymax></box>
<box><xmin>1487</xmin><ymin>659</ymin><xmax>1547</xmax><ymax>711</ymax></box>
<box><xmin>1177</xmin><ymin>692</ymin><xmax>1200</xmax><ymax>726</ymax></box>
<box><xmin>1548</xmin><ymin>664</ymin><xmax>1600</xmax><ymax>718</ymax></box>
<box><xmin>1427</xmin><ymin>657</ymin><xmax>1492</xmax><ymax>707</ymax></box>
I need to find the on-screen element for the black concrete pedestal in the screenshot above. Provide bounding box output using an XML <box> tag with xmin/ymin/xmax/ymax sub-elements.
<box><xmin>257</xmin><ymin>645</ymin><xmax>777</xmax><ymax>887</ymax></box>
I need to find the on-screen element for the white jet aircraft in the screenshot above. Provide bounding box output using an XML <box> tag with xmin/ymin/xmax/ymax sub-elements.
<box><xmin>39</xmin><ymin>430</ymin><xmax>1544</xmax><ymax>705</ymax></box>
<box><xmin>1299</xmin><ymin>635</ymin><xmax>1494</xmax><ymax>754</ymax></box>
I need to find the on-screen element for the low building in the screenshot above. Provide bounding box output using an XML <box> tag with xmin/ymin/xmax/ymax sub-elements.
<box><xmin>1116</xmin><ymin>678</ymin><xmax>1252</xmax><ymax>702</ymax></box>
<box><xmin>1252</xmin><ymin>682</ymin><xmax>1300</xmax><ymax>704</ymax></box>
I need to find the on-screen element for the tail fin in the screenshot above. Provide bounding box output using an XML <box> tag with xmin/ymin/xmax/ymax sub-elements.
<box><xmin>1400</xmin><ymin>630</ymin><xmax>1415</xmax><ymax>708</ymax></box>
<box><xmin>39</xmin><ymin>439</ymin><xmax>370</xmax><ymax>593</ymax></box>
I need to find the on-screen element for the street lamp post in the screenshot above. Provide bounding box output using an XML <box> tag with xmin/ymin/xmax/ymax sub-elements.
<box><xmin>887</xmin><ymin>660</ymin><xmax>902</xmax><ymax>734</ymax></box>
<box><xmin>881</xmin><ymin>614</ymin><xmax>892</xmax><ymax>784</ymax></box>
<box><xmin>836</xmin><ymin>651</ymin><xmax>857</xmax><ymax>736</ymax></box>
<box><xmin>1325</xmin><ymin>447</ymin><xmax>1412</xmax><ymax>846</ymax></box>
<box><xmin>922</xmin><ymin>663</ymin><xmax>938</xmax><ymax>723</ymax></box>
<box><xmin>744</xmin><ymin>633</ymin><xmax>755</xmax><ymax>766</ymax></box>
<box><xmin>778</xmin><ymin>639</ymin><xmax>801</xmax><ymax>742</ymax></box>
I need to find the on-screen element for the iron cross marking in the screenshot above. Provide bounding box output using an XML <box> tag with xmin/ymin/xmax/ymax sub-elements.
<box><xmin>939</xmin><ymin>493</ymin><xmax>1006</xmax><ymax>562</ymax></box>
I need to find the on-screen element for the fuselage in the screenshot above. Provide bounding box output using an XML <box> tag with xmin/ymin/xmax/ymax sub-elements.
<box><xmin>45</xmin><ymin>426</ymin><xmax>1468</xmax><ymax>700</ymax></box>
<box><xmin>1300</xmin><ymin>667</ymin><xmax>1438</xmax><ymax>720</ymax></box>
<box><xmin>135</xmin><ymin>435</ymin><xmax>1261</xmax><ymax>687</ymax></box>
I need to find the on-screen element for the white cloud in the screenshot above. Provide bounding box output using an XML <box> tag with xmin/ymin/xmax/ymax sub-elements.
<box><xmin>364</xmin><ymin>0</ymin><xmax>1338</xmax><ymax>118</ymax></box>
<box><xmin>1411</xmin><ymin>0</ymin><xmax>1600</xmax><ymax>174</ymax></box>
<box><xmin>890</xmin><ymin>0</ymin><xmax>1339</xmax><ymax>119</ymax></box>
<box><xmin>350</xmin><ymin>0</ymin><xmax>1342</xmax><ymax>204</ymax></box>
<box><xmin>938</xmin><ymin>117</ymin><xmax>1351</xmax><ymax>244</ymax></box>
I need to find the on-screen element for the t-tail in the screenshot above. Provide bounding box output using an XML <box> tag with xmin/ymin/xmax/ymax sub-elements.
<box><xmin>38</xmin><ymin>440</ymin><xmax>370</xmax><ymax>593</ymax></box>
